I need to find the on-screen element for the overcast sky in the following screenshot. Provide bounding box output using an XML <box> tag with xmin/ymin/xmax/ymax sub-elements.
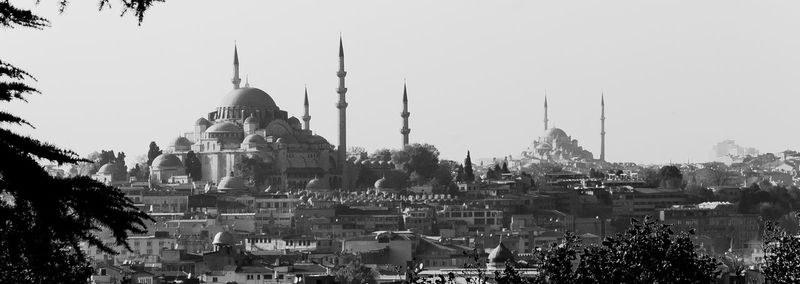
<box><xmin>4</xmin><ymin>0</ymin><xmax>800</xmax><ymax>165</ymax></box>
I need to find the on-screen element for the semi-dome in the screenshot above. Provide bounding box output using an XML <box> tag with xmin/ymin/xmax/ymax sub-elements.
<box><xmin>195</xmin><ymin>117</ymin><xmax>211</xmax><ymax>127</ymax></box>
<box><xmin>206</xmin><ymin>121</ymin><xmax>243</xmax><ymax>133</ymax></box>
<box><xmin>242</xmin><ymin>133</ymin><xmax>266</xmax><ymax>144</ymax></box>
<box><xmin>97</xmin><ymin>162</ymin><xmax>116</xmax><ymax>175</ymax></box>
<box><xmin>287</xmin><ymin>117</ymin><xmax>301</xmax><ymax>129</ymax></box>
<box><xmin>170</xmin><ymin>136</ymin><xmax>192</xmax><ymax>148</ymax></box>
<box><xmin>152</xmin><ymin>153</ymin><xmax>183</xmax><ymax>169</ymax></box>
<box><xmin>219</xmin><ymin>87</ymin><xmax>278</xmax><ymax>111</ymax></box>
<box><xmin>212</xmin><ymin>231</ymin><xmax>234</xmax><ymax>246</ymax></box>
<box><xmin>218</xmin><ymin>172</ymin><xmax>246</xmax><ymax>190</ymax></box>
<box><xmin>488</xmin><ymin>242</ymin><xmax>514</xmax><ymax>263</ymax></box>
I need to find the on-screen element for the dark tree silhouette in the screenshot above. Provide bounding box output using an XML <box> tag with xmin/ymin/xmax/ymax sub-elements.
<box><xmin>657</xmin><ymin>165</ymin><xmax>683</xmax><ymax>189</ymax></box>
<box><xmin>333</xmin><ymin>261</ymin><xmax>378</xmax><ymax>284</ymax></box>
<box><xmin>762</xmin><ymin>219</ymin><xmax>800</xmax><ymax>282</ymax></box>
<box><xmin>393</xmin><ymin>143</ymin><xmax>441</xmax><ymax>179</ymax></box>
<box><xmin>0</xmin><ymin>1</ymin><xmax>161</xmax><ymax>282</ymax></box>
<box><xmin>455</xmin><ymin>164</ymin><xmax>465</xmax><ymax>182</ymax></box>
<box><xmin>464</xmin><ymin>151</ymin><xmax>475</xmax><ymax>182</ymax></box>
<box><xmin>146</xmin><ymin>141</ymin><xmax>163</xmax><ymax>166</ymax></box>
<box><xmin>184</xmin><ymin>150</ymin><xmax>202</xmax><ymax>181</ymax></box>
<box><xmin>502</xmin><ymin>161</ymin><xmax>510</xmax><ymax>173</ymax></box>
<box><xmin>236</xmin><ymin>155</ymin><xmax>269</xmax><ymax>188</ymax></box>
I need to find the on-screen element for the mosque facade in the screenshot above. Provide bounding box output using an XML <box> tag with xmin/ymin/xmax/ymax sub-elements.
<box><xmin>524</xmin><ymin>95</ymin><xmax>606</xmax><ymax>163</ymax></box>
<box><xmin>149</xmin><ymin>43</ymin><xmax>352</xmax><ymax>191</ymax></box>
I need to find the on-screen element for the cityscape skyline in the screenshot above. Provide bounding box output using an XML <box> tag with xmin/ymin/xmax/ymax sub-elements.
<box><xmin>5</xmin><ymin>1</ymin><xmax>800</xmax><ymax>165</ymax></box>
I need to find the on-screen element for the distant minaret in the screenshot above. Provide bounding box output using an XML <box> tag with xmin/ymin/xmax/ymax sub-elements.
<box><xmin>303</xmin><ymin>86</ymin><xmax>311</xmax><ymax>131</ymax></box>
<box><xmin>600</xmin><ymin>93</ymin><xmax>606</xmax><ymax>162</ymax></box>
<box><xmin>232</xmin><ymin>44</ymin><xmax>241</xmax><ymax>89</ymax></box>
<box><xmin>336</xmin><ymin>36</ymin><xmax>349</xmax><ymax>176</ymax></box>
<box><xmin>543</xmin><ymin>95</ymin><xmax>549</xmax><ymax>131</ymax></box>
<box><xmin>401</xmin><ymin>83</ymin><xmax>411</xmax><ymax>147</ymax></box>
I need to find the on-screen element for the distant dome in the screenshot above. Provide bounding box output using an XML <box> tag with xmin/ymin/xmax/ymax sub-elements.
<box><xmin>152</xmin><ymin>153</ymin><xmax>183</xmax><ymax>169</ymax></box>
<box><xmin>219</xmin><ymin>87</ymin><xmax>278</xmax><ymax>111</ymax></box>
<box><xmin>195</xmin><ymin>117</ymin><xmax>211</xmax><ymax>127</ymax></box>
<box><xmin>206</xmin><ymin>121</ymin><xmax>243</xmax><ymax>133</ymax></box>
<box><xmin>374</xmin><ymin>176</ymin><xmax>389</xmax><ymax>189</ymax></box>
<box><xmin>242</xmin><ymin>134</ymin><xmax>266</xmax><ymax>144</ymax></box>
<box><xmin>170</xmin><ymin>136</ymin><xmax>192</xmax><ymax>149</ymax></box>
<box><xmin>212</xmin><ymin>231</ymin><xmax>234</xmax><ymax>246</ymax></box>
<box><xmin>97</xmin><ymin>162</ymin><xmax>116</xmax><ymax>175</ymax></box>
<box><xmin>306</xmin><ymin>176</ymin><xmax>328</xmax><ymax>191</ymax></box>
<box><xmin>218</xmin><ymin>172</ymin><xmax>246</xmax><ymax>190</ymax></box>
<box><xmin>488</xmin><ymin>242</ymin><xmax>514</xmax><ymax>263</ymax></box>
<box><xmin>542</xmin><ymin>128</ymin><xmax>568</xmax><ymax>140</ymax></box>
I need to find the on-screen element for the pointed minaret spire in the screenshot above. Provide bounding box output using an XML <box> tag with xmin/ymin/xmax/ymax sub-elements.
<box><xmin>303</xmin><ymin>85</ymin><xmax>311</xmax><ymax>131</ymax></box>
<box><xmin>336</xmin><ymin>35</ymin><xmax>349</xmax><ymax>190</ymax></box>
<box><xmin>600</xmin><ymin>92</ymin><xmax>606</xmax><ymax>162</ymax></box>
<box><xmin>244</xmin><ymin>76</ymin><xmax>250</xmax><ymax>88</ymax></box>
<box><xmin>543</xmin><ymin>92</ymin><xmax>549</xmax><ymax>131</ymax></box>
<box><xmin>401</xmin><ymin>82</ymin><xmax>411</xmax><ymax>147</ymax></box>
<box><xmin>232</xmin><ymin>44</ymin><xmax>241</xmax><ymax>89</ymax></box>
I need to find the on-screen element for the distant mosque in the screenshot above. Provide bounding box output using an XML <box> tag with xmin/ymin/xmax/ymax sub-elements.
<box><xmin>523</xmin><ymin>95</ymin><xmax>607</xmax><ymax>163</ymax></box>
<box><xmin>146</xmin><ymin>39</ymin><xmax>413</xmax><ymax>191</ymax></box>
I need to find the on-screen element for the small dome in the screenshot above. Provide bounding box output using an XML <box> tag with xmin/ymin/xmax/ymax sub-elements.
<box><xmin>206</xmin><ymin>121</ymin><xmax>243</xmax><ymax>133</ymax></box>
<box><xmin>152</xmin><ymin>153</ymin><xmax>183</xmax><ymax>169</ymax></box>
<box><xmin>97</xmin><ymin>162</ymin><xmax>116</xmax><ymax>175</ymax></box>
<box><xmin>374</xmin><ymin>176</ymin><xmax>389</xmax><ymax>189</ymax></box>
<box><xmin>171</xmin><ymin>136</ymin><xmax>192</xmax><ymax>149</ymax></box>
<box><xmin>218</xmin><ymin>172</ymin><xmax>246</xmax><ymax>190</ymax></box>
<box><xmin>288</xmin><ymin>117</ymin><xmax>301</xmax><ymax>129</ymax></box>
<box><xmin>212</xmin><ymin>231</ymin><xmax>234</xmax><ymax>246</ymax></box>
<box><xmin>488</xmin><ymin>242</ymin><xmax>514</xmax><ymax>263</ymax></box>
<box><xmin>195</xmin><ymin>117</ymin><xmax>211</xmax><ymax>127</ymax></box>
<box><xmin>306</xmin><ymin>176</ymin><xmax>328</xmax><ymax>191</ymax></box>
<box><xmin>244</xmin><ymin>114</ymin><xmax>259</xmax><ymax>125</ymax></box>
<box><xmin>242</xmin><ymin>134</ymin><xmax>266</xmax><ymax>144</ymax></box>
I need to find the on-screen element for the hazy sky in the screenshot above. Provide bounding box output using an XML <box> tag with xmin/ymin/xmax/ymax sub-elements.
<box><xmin>4</xmin><ymin>0</ymin><xmax>800</xmax><ymax>165</ymax></box>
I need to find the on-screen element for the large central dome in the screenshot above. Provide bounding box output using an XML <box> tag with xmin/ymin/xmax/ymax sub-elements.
<box><xmin>220</xmin><ymin>87</ymin><xmax>278</xmax><ymax>111</ymax></box>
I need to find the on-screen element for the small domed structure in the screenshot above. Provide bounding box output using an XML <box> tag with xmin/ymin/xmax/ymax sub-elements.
<box><xmin>374</xmin><ymin>176</ymin><xmax>389</xmax><ymax>189</ymax></box>
<box><xmin>97</xmin><ymin>162</ymin><xmax>116</xmax><ymax>175</ymax></box>
<box><xmin>212</xmin><ymin>231</ymin><xmax>235</xmax><ymax>252</ymax></box>
<box><xmin>306</xmin><ymin>176</ymin><xmax>329</xmax><ymax>191</ymax></box>
<box><xmin>244</xmin><ymin>114</ymin><xmax>259</xmax><ymax>125</ymax></box>
<box><xmin>152</xmin><ymin>153</ymin><xmax>183</xmax><ymax>169</ymax></box>
<box><xmin>487</xmin><ymin>242</ymin><xmax>514</xmax><ymax>268</ymax></box>
<box><xmin>288</xmin><ymin>117</ymin><xmax>302</xmax><ymax>130</ymax></box>
<box><xmin>218</xmin><ymin>172</ymin><xmax>246</xmax><ymax>191</ymax></box>
<box><xmin>170</xmin><ymin>136</ymin><xmax>192</xmax><ymax>151</ymax></box>
<box><xmin>242</xmin><ymin>133</ymin><xmax>266</xmax><ymax>145</ymax></box>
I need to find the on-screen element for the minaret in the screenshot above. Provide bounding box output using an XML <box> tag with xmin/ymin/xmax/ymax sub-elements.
<box><xmin>336</xmin><ymin>37</ymin><xmax>349</xmax><ymax>186</ymax></box>
<box><xmin>303</xmin><ymin>86</ymin><xmax>311</xmax><ymax>131</ymax></box>
<box><xmin>543</xmin><ymin>95</ymin><xmax>549</xmax><ymax>131</ymax></box>
<box><xmin>232</xmin><ymin>44</ymin><xmax>241</xmax><ymax>89</ymax></box>
<box><xmin>600</xmin><ymin>93</ymin><xmax>606</xmax><ymax>162</ymax></box>
<box><xmin>401</xmin><ymin>83</ymin><xmax>411</xmax><ymax>147</ymax></box>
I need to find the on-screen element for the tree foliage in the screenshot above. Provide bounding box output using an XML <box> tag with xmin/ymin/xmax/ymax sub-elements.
<box><xmin>463</xmin><ymin>151</ymin><xmax>475</xmax><ymax>182</ymax></box>
<box><xmin>333</xmin><ymin>261</ymin><xmax>378</xmax><ymax>284</ymax></box>
<box><xmin>393</xmin><ymin>143</ymin><xmax>441</xmax><ymax>180</ymax></box>
<box><xmin>0</xmin><ymin>2</ymin><xmax>160</xmax><ymax>282</ymax></box>
<box><xmin>235</xmin><ymin>155</ymin><xmax>269</xmax><ymax>188</ymax></box>
<box><xmin>657</xmin><ymin>165</ymin><xmax>683</xmax><ymax>189</ymax></box>
<box><xmin>184</xmin><ymin>150</ymin><xmax>202</xmax><ymax>181</ymax></box>
<box><xmin>146</xmin><ymin>141</ymin><xmax>163</xmax><ymax>166</ymax></box>
<box><xmin>530</xmin><ymin>217</ymin><xmax>720</xmax><ymax>284</ymax></box>
<box><xmin>762</xmin><ymin>220</ymin><xmax>800</xmax><ymax>283</ymax></box>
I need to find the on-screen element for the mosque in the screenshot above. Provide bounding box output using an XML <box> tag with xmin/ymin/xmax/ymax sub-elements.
<box><xmin>147</xmin><ymin>39</ymin><xmax>412</xmax><ymax>191</ymax></box>
<box><xmin>524</xmin><ymin>95</ymin><xmax>606</xmax><ymax>163</ymax></box>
